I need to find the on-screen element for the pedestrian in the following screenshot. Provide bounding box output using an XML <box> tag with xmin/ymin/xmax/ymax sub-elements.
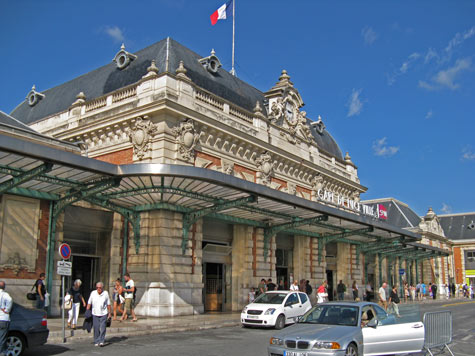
<box><xmin>86</xmin><ymin>282</ymin><xmax>111</xmax><ymax>347</ymax></box>
<box><xmin>305</xmin><ymin>280</ymin><xmax>313</xmax><ymax>295</ymax></box>
<box><xmin>35</xmin><ymin>273</ymin><xmax>46</xmax><ymax>310</ymax></box>
<box><xmin>352</xmin><ymin>280</ymin><xmax>359</xmax><ymax>301</ymax></box>
<box><xmin>257</xmin><ymin>279</ymin><xmax>267</xmax><ymax>296</ymax></box>
<box><xmin>67</xmin><ymin>279</ymin><xmax>86</xmax><ymax>330</ymax></box>
<box><xmin>410</xmin><ymin>284</ymin><xmax>416</xmax><ymax>301</ymax></box>
<box><xmin>388</xmin><ymin>285</ymin><xmax>400</xmax><ymax>317</ymax></box>
<box><xmin>451</xmin><ymin>283</ymin><xmax>455</xmax><ymax>298</ymax></box>
<box><xmin>470</xmin><ymin>284</ymin><xmax>474</xmax><ymax>299</ymax></box>
<box><xmin>421</xmin><ymin>281</ymin><xmax>426</xmax><ymax>299</ymax></box>
<box><xmin>121</xmin><ymin>273</ymin><xmax>138</xmax><ymax>322</ymax></box>
<box><xmin>365</xmin><ymin>282</ymin><xmax>373</xmax><ymax>301</ymax></box>
<box><xmin>337</xmin><ymin>280</ymin><xmax>346</xmax><ymax>301</ymax></box>
<box><xmin>266</xmin><ymin>278</ymin><xmax>276</xmax><ymax>291</ymax></box>
<box><xmin>112</xmin><ymin>279</ymin><xmax>124</xmax><ymax>321</ymax></box>
<box><xmin>431</xmin><ymin>283</ymin><xmax>437</xmax><ymax>300</ymax></box>
<box><xmin>248</xmin><ymin>288</ymin><xmax>256</xmax><ymax>303</ymax></box>
<box><xmin>316</xmin><ymin>280</ymin><xmax>328</xmax><ymax>303</ymax></box>
<box><xmin>403</xmin><ymin>283</ymin><xmax>409</xmax><ymax>303</ymax></box>
<box><xmin>277</xmin><ymin>280</ymin><xmax>285</xmax><ymax>290</ymax></box>
<box><xmin>445</xmin><ymin>284</ymin><xmax>450</xmax><ymax>299</ymax></box>
<box><xmin>299</xmin><ymin>279</ymin><xmax>306</xmax><ymax>293</ymax></box>
<box><xmin>378</xmin><ymin>282</ymin><xmax>388</xmax><ymax>310</ymax></box>
<box><xmin>416</xmin><ymin>281</ymin><xmax>421</xmax><ymax>301</ymax></box>
<box><xmin>0</xmin><ymin>281</ymin><xmax>13</xmax><ymax>356</ymax></box>
<box><xmin>290</xmin><ymin>279</ymin><xmax>299</xmax><ymax>291</ymax></box>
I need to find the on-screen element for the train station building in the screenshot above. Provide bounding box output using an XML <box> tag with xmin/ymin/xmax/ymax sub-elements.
<box><xmin>0</xmin><ymin>38</ymin><xmax>466</xmax><ymax>316</ymax></box>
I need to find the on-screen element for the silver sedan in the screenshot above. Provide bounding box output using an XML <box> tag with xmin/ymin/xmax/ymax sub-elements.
<box><xmin>267</xmin><ymin>301</ymin><xmax>425</xmax><ymax>356</ymax></box>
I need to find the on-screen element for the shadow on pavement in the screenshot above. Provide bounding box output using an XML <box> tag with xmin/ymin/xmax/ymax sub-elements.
<box><xmin>23</xmin><ymin>344</ymin><xmax>71</xmax><ymax>355</ymax></box>
<box><xmin>107</xmin><ymin>336</ymin><xmax>128</xmax><ymax>344</ymax></box>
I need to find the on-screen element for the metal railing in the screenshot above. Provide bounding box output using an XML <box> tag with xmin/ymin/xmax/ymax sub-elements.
<box><xmin>423</xmin><ymin>311</ymin><xmax>454</xmax><ymax>356</ymax></box>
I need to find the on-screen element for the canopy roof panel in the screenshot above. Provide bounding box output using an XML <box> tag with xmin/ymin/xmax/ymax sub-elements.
<box><xmin>0</xmin><ymin>133</ymin><xmax>449</xmax><ymax>259</ymax></box>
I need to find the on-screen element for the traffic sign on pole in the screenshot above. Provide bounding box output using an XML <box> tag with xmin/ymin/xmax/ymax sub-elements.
<box><xmin>57</xmin><ymin>261</ymin><xmax>72</xmax><ymax>276</ymax></box>
<box><xmin>58</xmin><ymin>243</ymin><xmax>71</xmax><ymax>260</ymax></box>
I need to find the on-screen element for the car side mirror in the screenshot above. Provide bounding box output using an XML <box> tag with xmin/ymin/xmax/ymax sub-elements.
<box><xmin>367</xmin><ymin>319</ymin><xmax>378</xmax><ymax>328</ymax></box>
<box><xmin>285</xmin><ymin>302</ymin><xmax>292</xmax><ymax>307</ymax></box>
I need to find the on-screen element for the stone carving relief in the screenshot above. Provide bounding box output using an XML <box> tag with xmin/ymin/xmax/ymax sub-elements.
<box><xmin>172</xmin><ymin>119</ymin><xmax>202</xmax><ymax>161</ymax></box>
<box><xmin>270</xmin><ymin>92</ymin><xmax>313</xmax><ymax>144</ymax></box>
<box><xmin>254</xmin><ymin>151</ymin><xmax>275</xmax><ymax>186</ymax></box>
<box><xmin>286</xmin><ymin>182</ymin><xmax>296</xmax><ymax>195</ymax></box>
<box><xmin>127</xmin><ymin>116</ymin><xmax>157</xmax><ymax>160</ymax></box>
<box><xmin>311</xmin><ymin>174</ymin><xmax>324</xmax><ymax>192</ymax></box>
<box><xmin>221</xmin><ymin>160</ymin><xmax>235</xmax><ymax>175</ymax></box>
<box><xmin>311</xmin><ymin>115</ymin><xmax>326</xmax><ymax>135</ymax></box>
<box><xmin>0</xmin><ymin>252</ymin><xmax>31</xmax><ymax>275</ymax></box>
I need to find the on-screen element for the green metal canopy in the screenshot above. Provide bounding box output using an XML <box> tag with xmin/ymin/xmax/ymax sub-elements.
<box><xmin>0</xmin><ymin>133</ymin><xmax>450</xmax><ymax>292</ymax></box>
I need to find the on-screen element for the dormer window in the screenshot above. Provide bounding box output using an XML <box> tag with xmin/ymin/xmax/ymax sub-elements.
<box><xmin>311</xmin><ymin>115</ymin><xmax>326</xmax><ymax>135</ymax></box>
<box><xmin>199</xmin><ymin>49</ymin><xmax>222</xmax><ymax>74</ymax></box>
<box><xmin>113</xmin><ymin>43</ymin><xmax>137</xmax><ymax>69</ymax></box>
<box><xmin>26</xmin><ymin>85</ymin><xmax>45</xmax><ymax>107</ymax></box>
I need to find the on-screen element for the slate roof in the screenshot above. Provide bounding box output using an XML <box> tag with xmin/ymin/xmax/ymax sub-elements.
<box><xmin>0</xmin><ymin>110</ymin><xmax>37</xmax><ymax>133</ymax></box>
<box><xmin>362</xmin><ymin>198</ymin><xmax>421</xmax><ymax>229</ymax></box>
<box><xmin>439</xmin><ymin>213</ymin><xmax>475</xmax><ymax>241</ymax></box>
<box><xmin>10</xmin><ymin>38</ymin><xmax>344</xmax><ymax>159</ymax></box>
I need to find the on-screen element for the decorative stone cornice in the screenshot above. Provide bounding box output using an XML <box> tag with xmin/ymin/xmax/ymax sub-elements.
<box><xmin>126</xmin><ymin>116</ymin><xmax>157</xmax><ymax>160</ymax></box>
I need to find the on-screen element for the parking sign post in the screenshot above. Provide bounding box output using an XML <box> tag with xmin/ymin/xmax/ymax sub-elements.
<box><xmin>58</xmin><ymin>243</ymin><xmax>72</xmax><ymax>343</ymax></box>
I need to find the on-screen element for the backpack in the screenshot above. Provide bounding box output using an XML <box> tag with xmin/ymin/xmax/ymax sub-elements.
<box><xmin>133</xmin><ymin>286</ymin><xmax>137</xmax><ymax>300</ymax></box>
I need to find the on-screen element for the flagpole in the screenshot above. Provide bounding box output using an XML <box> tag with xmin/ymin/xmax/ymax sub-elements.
<box><xmin>230</xmin><ymin>0</ymin><xmax>236</xmax><ymax>76</ymax></box>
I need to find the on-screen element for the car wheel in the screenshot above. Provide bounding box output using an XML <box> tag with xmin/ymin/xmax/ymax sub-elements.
<box><xmin>6</xmin><ymin>332</ymin><xmax>26</xmax><ymax>356</ymax></box>
<box><xmin>345</xmin><ymin>343</ymin><xmax>357</xmax><ymax>356</ymax></box>
<box><xmin>275</xmin><ymin>314</ymin><xmax>285</xmax><ymax>330</ymax></box>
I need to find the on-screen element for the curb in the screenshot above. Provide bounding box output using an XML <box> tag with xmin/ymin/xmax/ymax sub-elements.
<box><xmin>47</xmin><ymin>319</ymin><xmax>241</xmax><ymax>344</ymax></box>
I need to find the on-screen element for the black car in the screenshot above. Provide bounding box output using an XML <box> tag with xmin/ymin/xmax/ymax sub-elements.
<box><xmin>5</xmin><ymin>303</ymin><xmax>49</xmax><ymax>356</ymax></box>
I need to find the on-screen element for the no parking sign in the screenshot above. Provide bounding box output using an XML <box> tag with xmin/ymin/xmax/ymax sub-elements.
<box><xmin>58</xmin><ymin>243</ymin><xmax>71</xmax><ymax>260</ymax></box>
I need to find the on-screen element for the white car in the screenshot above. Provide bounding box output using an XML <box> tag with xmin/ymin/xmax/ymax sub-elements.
<box><xmin>241</xmin><ymin>291</ymin><xmax>312</xmax><ymax>329</ymax></box>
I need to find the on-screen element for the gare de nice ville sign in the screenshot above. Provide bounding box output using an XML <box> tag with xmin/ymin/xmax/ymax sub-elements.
<box><xmin>316</xmin><ymin>189</ymin><xmax>387</xmax><ymax>220</ymax></box>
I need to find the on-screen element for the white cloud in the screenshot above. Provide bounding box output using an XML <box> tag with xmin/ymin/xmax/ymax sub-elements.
<box><xmin>372</xmin><ymin>137</ymin><xmax>399</xmax><ymax>157</ymax></box>
<box><xmin>388</xmin><ymin>52</ymin><xmax>421</xmax><ymax>85</ymax></box>
<box><xmin>445</xmin><ymin>26</ymin><xmax>475</xmax><ymax>54</ymax></box>
<box><xmin>420</xmin><ymin>58</ymin><xmax>472</xmax><ymax>90</ymax></box>
<box><xmin>399</xmin><ymin>52</ymin><xmax>421</xmax><ymax>74</ymax></box>
<box><xmin>361</xmin><ymin>26</ymin><xmax>378</xmax><ymax>45</ymax></box>
<box><xmin>104</xmin><ymin>26</ymin><xmax>125</xmax><ymax>43</ymax></box>
<box><xmin>346</xmin><ymin>88</ymin><xmax>364</xmax><ymax>117</ymax></box>
<box><xmin>424</xmin><ymin>48</ymin><xmax>439</xmax><ymax>64</ymax></box>
<box><xmin>441</xmin><ymin>203</ymin><xmax>452</xmax><ymax>214</ymax></box>
<box><xmin>425</xmin><ymin>110</ymin><xmax>433</xmax><ymax>119</ymax></box>
<box><xmin>462</xmin><ymin>146</ymin><xmax>475</xmax><ymax>160</ymax></box>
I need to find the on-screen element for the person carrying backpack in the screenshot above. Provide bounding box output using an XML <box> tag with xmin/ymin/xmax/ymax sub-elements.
<box><xmin>121</xmin><ymin>273</ymin><xmax>137</xmax><ymax>322</ymax></box>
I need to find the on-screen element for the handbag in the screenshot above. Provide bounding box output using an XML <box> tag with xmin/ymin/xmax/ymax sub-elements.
<box><xmin>106</xmin><ymin>317</ymin><xmax>112</xmax><ymax>327</ymax></box>
<box><xmin>26</xmin><ymin>293</ymin><xmax>37</xmax><ymax>301</ymax></box>
<box><xmin>64</xmin><ymin>295</ymin><xmax>72</xmax><ymax>310</ymax></box>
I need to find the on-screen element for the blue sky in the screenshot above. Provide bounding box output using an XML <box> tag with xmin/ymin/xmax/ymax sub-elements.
<box><xmin>1</xmin><ymin>0</ymin><xmax>474</xmax><ymax>216</ymax></box>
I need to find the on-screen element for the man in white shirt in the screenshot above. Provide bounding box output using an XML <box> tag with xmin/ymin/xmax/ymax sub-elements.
<box><xmin>290</xmin><ymin>280</ymin><xmax>299</xmax><ymax>291</ymax></box>
<box><xmin>378</xmin><ymin>282</ymin><xmax>388</xmax><ymax>310</ymax></box>
<box><xmin>121</xmin><ymin>273</ymin><xmax>137</xmax><ymax>322</ymax></box>
<box><xmin>0</xmin><ymin>281</ymin><xmax>13</xmax><ymax>356</ymax></box>
<box><xmin>87</xmin><ymin>282</ymin><xmax>111</xmax><ymax>347</ymax></box>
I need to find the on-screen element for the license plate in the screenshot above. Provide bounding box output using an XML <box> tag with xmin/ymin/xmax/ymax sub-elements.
<box><xmin>284</xmin><ymin>352</ymin><xmax>307</xmax><ymax>356</ymax></box>
<box><xmin>247</xmin><ymin>315</ymin><xmax>258</xmax><ymax>319</ymax></box>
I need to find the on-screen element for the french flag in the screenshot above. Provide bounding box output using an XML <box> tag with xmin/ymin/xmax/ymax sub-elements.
<box><xmin>210</xmin><ymin>0</ymin><xmax>233</xmax><ymax>26</ymax></box>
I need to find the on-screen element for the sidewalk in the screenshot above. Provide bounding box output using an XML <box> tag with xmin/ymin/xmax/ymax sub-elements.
<box><xmin>47</xmin><ymin>312</ymin><xmax>241</xmax><ymax>344</ymax></box>
<box><xmin>46</xmin><ymin>296</ymin><xmax>469</xmax><ymax>344</ymax></box>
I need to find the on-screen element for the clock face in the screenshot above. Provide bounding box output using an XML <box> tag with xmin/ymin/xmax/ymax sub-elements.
<box><xmin>285</xmin><ymin>101</ymin><xmax>294</xmax><ymax>122</ymax></box>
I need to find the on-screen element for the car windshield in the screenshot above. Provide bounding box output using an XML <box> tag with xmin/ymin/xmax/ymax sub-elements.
<box><xmin>253</xmin><ymin>292</ymin><xmax>287</xmax><ymax>304</ymax></box>
<box><xmin>299</xmin><ymin>305</ymin><xmax>359</xmax><ymax>327</ymax></box>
